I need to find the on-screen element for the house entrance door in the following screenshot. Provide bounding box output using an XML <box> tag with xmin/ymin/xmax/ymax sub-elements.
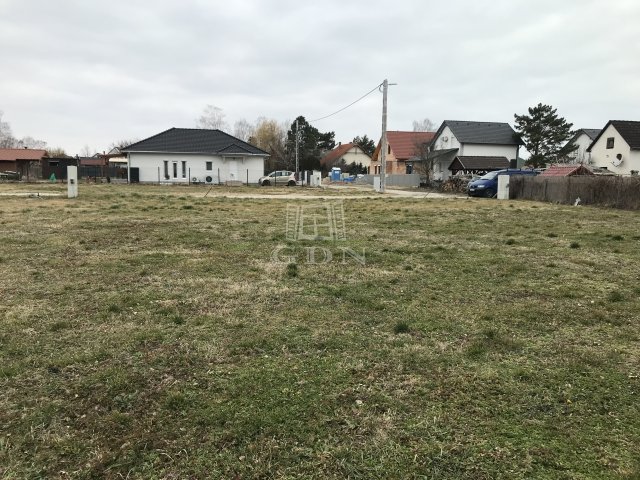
<box><xmin>228</xmin><ymin>159</ymin><xmax>238</xmax><ymax>181</ymax></box>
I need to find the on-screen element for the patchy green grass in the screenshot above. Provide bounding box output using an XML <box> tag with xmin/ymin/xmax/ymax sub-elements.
<box><xmin>1</xmin><ymin>184</ymin><xmax>639</xmax><ymax>478</ymax></box>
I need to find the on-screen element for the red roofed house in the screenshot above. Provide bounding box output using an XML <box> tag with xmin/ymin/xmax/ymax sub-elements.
<box><xmin>0</xmin><ymin>148</ymin><xmax>47</xmax><ymax>180</ymax></box>
<box><xmin>371</xmin><ymin>131</ymin><xmax>436</xmax><ymax>175</ymax></box>
<box><xmin>320</xmin><ymin>142</ymin><xmax>371</xmax><ymax>173</ymax></box>
<box><xmin>540</xmin><ymin>164</ymin><xmax>594</xmax><ymax>177</ymax></box>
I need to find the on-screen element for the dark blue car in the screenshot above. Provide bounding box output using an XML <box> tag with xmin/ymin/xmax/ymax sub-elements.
<box><xmin>467</xmin><ymin>169</ymin><xmax>538</xmax><ymax>198</ymax></box>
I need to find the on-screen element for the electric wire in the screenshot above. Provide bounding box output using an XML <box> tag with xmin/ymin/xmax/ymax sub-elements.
<box><xmin>309</xmin><ymin>82</ymin><xmax>383</xmax><ymax>122</ymax></box>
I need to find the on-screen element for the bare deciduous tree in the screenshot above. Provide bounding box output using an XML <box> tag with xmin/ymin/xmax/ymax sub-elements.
<box><xmin>80</xmin><ymin>145</ymin><xmax>96</xmax><ymax>157</ymax></box>
<box><xmin>108</xmin><ymin>138</ymin><xmax>140</xmax><ymax>152</ymax></box>
<box><xmin>252</xmin><ymin>117</ymin><xmax>287</xmax><ymax>170</ymax></box>
<box><xmin>16</xmin><ymin>136</ymin><xmax>47</xmax><ymax>149</ymax></box>
<box><xmin>0</xmin><ymin>110</ymin><xmax>48</xmax><ymax>149</ymax></box>
<box><xmin>233</xmin><ymin>119</ymin><xmax>254</xmax><ymax>142</ymax></box>
<box><xmin>46</xmin><ymin>147</ymin><xmax>68</xmax><ymax>157</ymax></box>
<box><xmin>196</xmin><ymin>104</ymin><xmax>229</xmax><ymax>132</ymax></box>
<box><xmin>0</xmin><ymin>110</ymin><xmax>15</xmax><ymax>148</ymax></box>
<box><xmin>412</xmin><ymin>118</ymin><xmax>436</xmax><ymax>132</ymax></box>
<box><xmin>411</xmin><ymin>138</ymin><xmax>435</xmax><ymax>182</ymax></box>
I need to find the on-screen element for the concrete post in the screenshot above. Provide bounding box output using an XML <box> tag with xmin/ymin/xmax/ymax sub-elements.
<box><xmin>67</xmin><ymin>166</ymin><xmax>78</xmax><ymax>198</ymax></box>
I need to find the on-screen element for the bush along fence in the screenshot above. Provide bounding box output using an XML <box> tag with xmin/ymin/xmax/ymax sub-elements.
<box><xmin>510</xmin><ymin>175</ymin><xmax>640</xmax><ymax>210</ymax></box>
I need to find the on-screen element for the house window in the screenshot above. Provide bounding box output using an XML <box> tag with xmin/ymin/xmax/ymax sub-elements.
<box><xmin>49</xmin><ymin>160</ymin><xmax>59</xmax><ymax>167</ymax></box>
<box><xmin>172</xmin><ymin>162</ymin><xmax>178</xmax><ymax>178</ymax></box>
<box><xmin>387</xmin><ymin>145</ymin><xmax>391</xmax><ymax>155</ymax></box>
<box><xmin>606</xmin><ymin>137</ymin><xmax>615</xmax><ymax>149</ymax></box>
<box><xmin>163</xmin><ymin>161</ymin><xmax>169</xmax><ymax>179</ymax></box>
<box><xmin>181</xmin><ymin>161</ymin><xmax>186</xmax><ymax>178</ymax></box>
<box><xmin>206</xmin><ymin>161</ymin><xmax>212</xmax><ymax>170</ymax></box>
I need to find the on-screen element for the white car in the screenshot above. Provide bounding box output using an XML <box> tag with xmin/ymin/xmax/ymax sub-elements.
<box><xmin>259</xmin><ymin>170</ymin><xmax>296</xmax><ymax>186</ymax></box>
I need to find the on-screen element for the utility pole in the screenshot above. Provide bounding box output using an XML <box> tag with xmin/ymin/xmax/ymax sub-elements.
<box><xmin>295</xmin><ymin>119</ymin><xmax>300</xmax><ymax>183</ymax></box>
<box><xmin>380</xmin><ymin>79</ymin><xmax>389</xmax><ymax>193</ymax></box>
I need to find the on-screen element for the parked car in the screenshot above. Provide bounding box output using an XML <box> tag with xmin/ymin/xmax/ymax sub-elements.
<box><xmin>467</xmin><ymin>169</ymin><xmax>538</xmax><ymax>198</ymax></box>
<box><xmin>259</xmin><ymin>170</ymin><xmax>295</xmax><ymax>186</ymax></box>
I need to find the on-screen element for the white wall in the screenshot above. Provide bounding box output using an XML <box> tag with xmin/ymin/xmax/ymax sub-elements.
<box><xmin>460</xmin><ymin>144</ymin><xmax>518</xmax><ymax>159</ymax></box>
<box><xmin>567</xmin><ymin>133</ymin><xmax>593</xmax><ymax>164</ymax></box>
<box><xmin>341</xmin><ymin>147</ymin><xmax>371</xmax><ymax>168</ymax></box>
<box><xmin>590</xmin><ymin>124</ymin><xmax>640</xmax><ymax>175</ymax></box>
<box><xmin>433</xmin><ymin>158</ymin><xmax>453</xmax><ymax>181</ymax></box>
<box><xmin>128</xmin><ymin>152</ymin><xmax>266</xmax><ymax>184</ymax></box>
<box><xmin>432</xmin><ymin>126</ymin><xmax>460</xmax><ymax>151</ymax></box>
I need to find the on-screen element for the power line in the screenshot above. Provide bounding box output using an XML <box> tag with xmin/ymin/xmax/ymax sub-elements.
<box><xmin>309</xmin><ymin>82</ymin><xmax>383</xmax><ymax>122</ymax></box>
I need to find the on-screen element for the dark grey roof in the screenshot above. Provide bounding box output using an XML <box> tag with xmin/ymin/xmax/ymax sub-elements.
<box><xmin>587</xmin><ymin>121</ymin><xmax>640</xmax><ymax>152</ymax></box>
<box><xmin>434</xmin><ymin>121</ymin><xmax>523</xmax><ymax>146</ymax></box>
<box><xmin>451</xmin><ymin>156</ymin><xmax>509</xmax><ymax>170</ymax></box>
<box><xmin>122</xmin><ymin>128</ymin><xmax>269</xmax><ymax>155</ymax></box>
<box><xmin>420</xmin><ymin>148</ymin><xmax>459</xmax><ymax>164</ymax></box>
<box><xmin>581</xmin><ymin>129</ymin><xmax>602</xmax><ymax>140</ymax></box>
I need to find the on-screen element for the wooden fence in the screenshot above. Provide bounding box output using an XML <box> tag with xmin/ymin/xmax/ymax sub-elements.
<box><xmin>509</xmin><ymin>176</ymin><xmax>640</xmax><ymax>210</ymax></box>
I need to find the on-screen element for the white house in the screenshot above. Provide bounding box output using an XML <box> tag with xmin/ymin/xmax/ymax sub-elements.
<box><xmin>320</xmin><ymin>142</ymin><xmax>372</xmax><ymax>172</ymax></box>
<box><xmin>122</xmin><ymin>128</ymin><xmax>269</xmax><ymax>184</ymax></box>
<box><xmin>566</xmin><ymin>128</ymin><xmax>601</xmax><ymax>164</ymax></box>
<box><xmin>587</xmin><ymin>121</ymin><xmax>640</xmax><ymax>175</ymax></box>
<box><xmin>426</xmin><ymin>121</ymin><xmax>523</xmax><ymax>181</ymax></box>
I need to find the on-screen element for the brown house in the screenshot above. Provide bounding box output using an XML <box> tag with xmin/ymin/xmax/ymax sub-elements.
<box><xmin>371</xmin><ymin>131</ymin><xmax>436</xmax><ymax>174</ymax></box>
<box><xmin>0</xmin><ymin>148</ymin><xmax>47</xmax><ymax>180</ymax></box>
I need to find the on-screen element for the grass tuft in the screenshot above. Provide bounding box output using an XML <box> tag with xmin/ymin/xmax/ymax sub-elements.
<box><xmin>286</xmin><ymin>262</ymin><xmax>298</xmax><ymax>278</ymax></box>
<box><xmin>607</xmin><ymin>290</ymin><xmax>624</xmax><ymax>303</ymax></box>
<box><xmin>393</xmin><ymin>321</ymin><xmax>410</xmax><ymax>334</ymax></box>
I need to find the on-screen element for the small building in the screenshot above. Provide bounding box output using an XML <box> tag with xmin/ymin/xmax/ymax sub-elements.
<box><xmin>448</xmin><ymin>156</ymin><xmax>510</xmax><ymax>175</ymax></box>
<box><xmin>371</xmin><ymin>131</ymin><xmax>436</xmax><ymax>175</ymax></box>
<box><xmin>539</xmin><ymin>164</ymin><xmax>594</xmax><ymax>177</ymax></box>
<box><xmin>565</xmin><ymin>128</ymin><xmax>601</xmax><ymax>164</ymax></box>
<box><xmin>320</xmin><ymin>143</ymin><xmax>371</xmax><ymax>173</ymax></box>
<box><xmin>122</xmin><ymin>128</ymin><xmax>269</xmax><ymax>184</ymax></box>
<box><xmin>0</xmin><ymin>148</ymin><xmax>47</xmax><ymax>180</ymax></box>
<box><xmin>588</xmin><ymin>120</ymin><xmax>640</xmax><ymax>175</ymax></box>
<box><xmin>41</xmin><ymin>157</ymin><xmax>79</xmax><ymax>180</ymax></box>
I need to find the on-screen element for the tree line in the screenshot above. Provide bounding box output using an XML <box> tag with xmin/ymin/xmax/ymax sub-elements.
<box><xmin>196</xmin><ymin>104</ymin><xmax>377</xmax><ymax>172</ymax></box>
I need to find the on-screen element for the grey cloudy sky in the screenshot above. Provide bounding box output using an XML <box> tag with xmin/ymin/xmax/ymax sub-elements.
<box><xmin>1</xmin><ymin>0</ymin><xmax>639</xmax><ymax>154</ymax></box>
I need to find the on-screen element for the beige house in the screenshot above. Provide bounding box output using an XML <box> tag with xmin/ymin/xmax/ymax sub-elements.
<box><xmin>371</xmin><ymin>131</ymin><xmax>436</xmax><ymax>175</ymax></box>
<box><xmin>588</xmin><ymin>121</ymin><xmax>640</xmax><ymax>175</ymax></box>
<box><xmin>320</xmin><ymin>143</ymin><xmax>371</xmax><ymax>172</ymax></box>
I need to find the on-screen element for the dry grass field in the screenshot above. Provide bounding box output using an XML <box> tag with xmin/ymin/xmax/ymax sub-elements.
<box><xmin>1</xmin><ymin>183</ymin><xmax>639</xmax><ymax>479</ymax></box>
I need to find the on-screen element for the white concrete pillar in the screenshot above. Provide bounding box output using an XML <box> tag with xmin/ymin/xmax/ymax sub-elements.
<box><xmin>497</xmin><ymin>174</ymin><xmax>509</xmax><ymax>200</ymax></box>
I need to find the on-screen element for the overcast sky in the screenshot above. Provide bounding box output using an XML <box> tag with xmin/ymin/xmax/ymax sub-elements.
<box><xmin>1</xmin><ymin>0</ymin><xmax>638</xmax><ymax>154</ymax></box>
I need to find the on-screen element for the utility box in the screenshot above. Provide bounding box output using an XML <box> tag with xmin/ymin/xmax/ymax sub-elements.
<box><xmin>374</xmin><ymin>176</ymin><xmax>381</xmax><ymax>192</ymax></box>
<box><xmin>497</xmin><ymin>174</ymin><xmax>509</xmax><ymax>200</ymax></box>
<box><xmin>67</xmin><ymin>166</ymin><xmax>78</xmax><ymax>198</ymax></box>
<box><xmin>310</xmin><ymin>170</ymin><xmax>322</xmax><ymax>187</ymax></box>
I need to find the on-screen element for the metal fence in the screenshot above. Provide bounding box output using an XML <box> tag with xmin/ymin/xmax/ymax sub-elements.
<box><xmin>510</xmin><ymin>176</ymin><xmax>640</xmax><ymax>210</ymax></box>
<box><xmin>79</xmin><ymin>166</ymin><xmax>127</xmax><ymax>180</ymax></box>
<box><xmin>356</xmin><ymin>174</ymin><xmax>422</xmax><ymax>187</ymax></box>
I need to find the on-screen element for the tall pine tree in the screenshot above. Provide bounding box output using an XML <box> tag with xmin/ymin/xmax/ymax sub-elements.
<box><xmin>286</xmin><ymin>116</ymin><xmax>335</xmax><ymax>171</ymax></box>
<box><xmin>514</xmin><ymin>103</ymin><xmax>576</xmax><ymax>168</ymax></box>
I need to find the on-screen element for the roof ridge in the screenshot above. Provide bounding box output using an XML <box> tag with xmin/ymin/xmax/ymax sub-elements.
<box><xmin>124</xmin><ymin>127</ymin><xmax>176</xmax><ymax>150</ymax></box>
